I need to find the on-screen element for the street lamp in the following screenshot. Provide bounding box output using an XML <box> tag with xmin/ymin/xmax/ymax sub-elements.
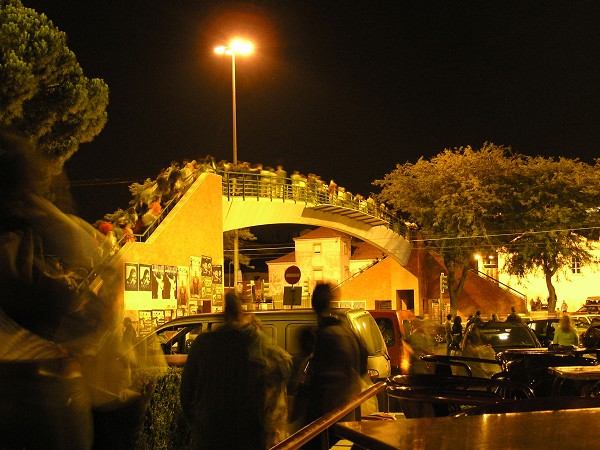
<box><xmin>215</xmin><ymin>39</ymin><xmax>254</xmax><ymax>293</ymax></box>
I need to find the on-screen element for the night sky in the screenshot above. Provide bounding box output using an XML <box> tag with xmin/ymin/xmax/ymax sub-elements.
<box><xmin>21</xmin><ymin>1</ymin><xmax>600</xmax><ymax>224</ymax></box>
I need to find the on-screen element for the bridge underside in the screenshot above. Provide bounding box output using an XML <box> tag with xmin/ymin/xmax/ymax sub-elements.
<box><xmin>222</xmin><ymin>197</ymin><xmax>413</xmax><ymax>266</ymax></box>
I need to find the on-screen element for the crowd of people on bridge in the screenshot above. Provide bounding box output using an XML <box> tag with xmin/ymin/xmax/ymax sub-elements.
<box><xmin>90</xmin><ymin>156</ymin><xmax>402</xmax><ymax>257</ymax></box>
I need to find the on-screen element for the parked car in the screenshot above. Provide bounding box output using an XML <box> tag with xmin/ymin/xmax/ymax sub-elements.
<box><xmin>571</xmin><ymin>314</ymin><xmax>600</xmax><ymax>336</ymax></box>
<box><xmin>581</xmin><ymin>320</ymin><xmax>600</xmax><ymax>349</ymax></box>
<box><xmin>574</xmin><ymin>297</ymin><xmax>600</xmax><ymax>315</ymax></box>
<box><xmin>460</xmin><ymin>321</ymin><xmax>542</xmax><ymax>355</ymax></box>
<box><xmin>526</xmin><ymin>317</ymin><xmax>560</xmax><ymax>346</ymax></box>
<box><xmin>138</xmin><ymin>308</ymin><xmax>392</xmax><ymax>381</ymax></box>
<box><xmin>369</xmin><ymin>310</ymin><xmax>415</xmax><ymax>374</ymax></box>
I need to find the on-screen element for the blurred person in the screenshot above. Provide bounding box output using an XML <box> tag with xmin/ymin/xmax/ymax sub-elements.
<box><xmin>122</xmin><ymin>317</ymin><xmax>137</xmax><ymax>351</ymax></box>
<box><xmin>488</xmin><ymin>313</ymin><xmax>499</xmax><ymax>322</ymax></box>
<box><xmin>303</xmin><ymin>283</ymin><xmax>365</xmax><ymax>450</ymax></box>
<box><xmin>287</xmin><ymin>326</ymin><xmax>316</xmax><ymax>430</ymax></box>
<box><xmin>450</xmin><ymin>315</ymin><xmax>463</xmax><ymax>354</ymax></box>
<box><xmin>445</xmin><ymin>313</ymin><xmax>453</xmax><ymax>355</ymax></box>
<box><xmin>466</xmin><ymin>314</ymin><xmax>475</xmax><ymax>328</ymax></box>
<box><xmin>180</xmin><ymin>293</ymin><xmax>292</xmax><ymax>449</ymax></box>
<box><xmin>406</xmin><ymin>318</ymin><xmax>436</xmax><ymax>374</ymax></box>
<box><xmin>505</xmin><ymin>306</ymin><xmax>522</xmax><ymax>323</ymax></box>
<box><xmin>553</xmin><ymin>314</ymin><xmax>579</xmax><ymax>347</ymax></box>
<box><xmin>0</xmin><ymin>127</ymin><xmax>124</xmax><ymax>449</ymax></box>
<box><xmin>461</xmin><ymin>329</ymin><xmax>499</xmax><ymax>378</ymax></box>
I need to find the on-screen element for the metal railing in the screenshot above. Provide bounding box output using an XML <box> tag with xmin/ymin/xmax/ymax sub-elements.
<box><xmin>333</xmin><ymin>258</ymin><xmax>384</xmax><ymax>290</ymax></box>
<box><xmin>219</xmin><ymin>170</ymin><xmax>413</xmax><ymax>240</ymax></box>
<box><xmin>471</xmin><ymin>268</ymin><xmax>527</xmax><ymax>301</ymax></box>
<box><xmin>269</xmin><ymin>381</ymin><xmax>386</xmax><ymax>450</ymax></box>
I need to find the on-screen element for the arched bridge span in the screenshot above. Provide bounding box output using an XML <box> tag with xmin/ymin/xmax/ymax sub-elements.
<box><xmin>220</xmin><ymin>171</ymin><xmax>413</xmax><ymax>266</ymax></box>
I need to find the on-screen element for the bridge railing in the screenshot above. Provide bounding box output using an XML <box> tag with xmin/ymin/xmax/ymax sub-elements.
<box><xmin>219</xmin><ymin>170</ymin><xmax>413</xmax><ymax>240</ymax></box>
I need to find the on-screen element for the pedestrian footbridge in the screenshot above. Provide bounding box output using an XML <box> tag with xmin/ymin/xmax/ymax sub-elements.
<box><xmin>219</xmin><ymin>171</ymin><xmax>413</xmax><ymax>265</ymax></box>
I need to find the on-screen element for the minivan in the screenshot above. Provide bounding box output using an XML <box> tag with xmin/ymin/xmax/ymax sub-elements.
<box><xmin>138</xmin><ymin>308</ymin><xmax>391</xmax><ymax>381</ymax></box>
<box><xmin>369</xmin><ymin>309</ymin><xmax>416</xmax><ymax>374</ymax></box>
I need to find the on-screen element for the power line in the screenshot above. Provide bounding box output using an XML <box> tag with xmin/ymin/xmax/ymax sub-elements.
<box><xmin>411</xmin><ymin>226</ymin><xmax>600</xmax><ymax>243</ymax></box>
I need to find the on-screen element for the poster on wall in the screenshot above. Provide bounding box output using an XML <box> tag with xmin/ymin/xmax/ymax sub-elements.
<box><xmin>212</xmin><ymin>265</ymin><xmax>223</xmax><ymax>307</ymax></box>
<box><xmin>138</xmin><ymin>310</ymin><xmax>152</xmax><ymax>335</ymax></box>
<box><xmin>201</xmin><ymin>256</ymin><xmax>212</xmax><ymax>277</ymax></box>
<box><xmin>124</xmin><ymin>263</ymin><xmax>139</xmax><ymax>291</ymax></box>
<box><xmin>190</xmin><ymin>256</ymin><xmax>201</xmax><ymax>298</ymax></box>
<box><xmin>163</xmin><ymin>265</ymin><xmax>177</xmax><ymax>300</ymax></box>
<box><xmin>152</xmin><ymin>310</ymin><xmax>165</xmax><ymax>327</ymax></box>
<box><xmin>201</xmin><ymin>256</ymin><xmax>213</xmax><ymax>300</ymax></box>
<box><xmin>139</xmin><ymin>264</ymin><xmax>152</xmax><ymax>291</ymax></box>
<box><xmin>151</xmin><ymin>265</ymin><xmax>164</xmax><ymax>300</ymax></box>
<box><xmin>177</xmin><ymin>266</ymin><xmax>189</xmax><ymax>308</ymax></box>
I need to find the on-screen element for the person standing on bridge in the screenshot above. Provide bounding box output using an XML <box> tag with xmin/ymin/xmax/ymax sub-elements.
<box><xmin>328</xmin><ymin>179</ymin><xmax>338</xmax><ymax>204</ymax></box>
<box><xmin>275</xmin><ymin>165</ymin><xmax>287</xmax><ymax>198</ymax></box>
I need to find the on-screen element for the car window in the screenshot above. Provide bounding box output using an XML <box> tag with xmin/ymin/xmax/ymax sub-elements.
<box><xmin>375</xmin><ymin>318</ymin><xmax>395</xmax><ymax>347</ymax></box>
<box><xmin>155</xmin><ymin>324</ymin><xmax>202</xmax><ymax>354</ymax></box>
<box><xmin>475</xmin><ymin>325</ymin><xmax>538</xmax><ymax>350</ymax></box>
<box><xmin>353</xmin><ymin>314</ymin><xmax>387</xmax><ymax>356</ymax></box>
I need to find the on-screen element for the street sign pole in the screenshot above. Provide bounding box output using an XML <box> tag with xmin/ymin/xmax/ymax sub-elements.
<box><xmin>284</xmin><ymin>266</ymin><xmax>302</xmax><ymax>309</ymax></box>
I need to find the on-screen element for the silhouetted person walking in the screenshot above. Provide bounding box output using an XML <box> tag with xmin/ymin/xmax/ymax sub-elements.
<box><xmin>180</xmin><ymin>293</ymin><xmax>292</xmax><ymax>449</ymax></box>
<box><xmin>303</xmin><ymin>283</ymin><xmax>364</xmax><ymax>449</ymax></box>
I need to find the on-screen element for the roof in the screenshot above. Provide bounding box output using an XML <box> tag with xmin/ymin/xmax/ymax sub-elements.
<box><xmin>294</xmin><ymin>227</ymin><xmax>350</xmax><ymax>241</ymax></box>
<box><xmin>266</xmin><ymin>251</ymin><xmax>296</xmax><ymax>264</ymax></box>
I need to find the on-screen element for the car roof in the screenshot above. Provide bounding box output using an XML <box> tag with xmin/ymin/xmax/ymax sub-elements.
<box><xmin>475</xmin><ymin>321</ymin><xmax>530</xmax><ymax>328</ymax></box>
<box><xmin>153</xmin><ymin>307</ymin><xmax>364</xmax><ymax>332</ymax></box>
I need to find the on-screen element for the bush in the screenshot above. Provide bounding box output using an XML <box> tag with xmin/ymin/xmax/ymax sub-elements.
<box><xmin>133</xmin><ymin>367</ymin><xmax>191</xmax><ymax>450</ymax></box>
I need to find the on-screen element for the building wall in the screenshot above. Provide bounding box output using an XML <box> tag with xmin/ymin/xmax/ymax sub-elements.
<box><xmin>294</xmin><ymin>236</ymin><xmax>351</xmax><ymax>287</ymax></box>
<box><xmin>337</xmin><ymin>257</ymin><xmax>420</xmax><ymax>313</ymax></box>
<box><xmin>497</xmin><ymin>249</ymin><xmax>600</xmax><ymax>313</ymax></box>
<box><xmin>112</xmin><ymin>173</ymin><xmax>224</xmax><ymax>318</ymax></box>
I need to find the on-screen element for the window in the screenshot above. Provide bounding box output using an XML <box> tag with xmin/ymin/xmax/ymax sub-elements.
<box><xmin>571</xmin><ymin>257</ymin><xmax>581</xmax><ymax>274</ymax></box>
<box><xmin>313</xmin><ymin>269</ymin><xmax>323</xmax><ymax>281</ymax></box>
<box><xmin>313</xmin><ymin>243</ymin><xmax>321</xmax><ymax>254</ymax></box>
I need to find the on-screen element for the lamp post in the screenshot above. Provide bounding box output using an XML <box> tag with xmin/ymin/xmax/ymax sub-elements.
<box><xmin>215</xmin><ymin>39</ymin><xmax>254</xmax><ymax>293</ymax></box>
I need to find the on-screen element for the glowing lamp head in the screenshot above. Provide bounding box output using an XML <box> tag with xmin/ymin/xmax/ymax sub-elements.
<box><xmin>214</xmin><ymin>39</ymin><xmax>254</xmax><ymax>56</ymax></box>
<box><xmin>230</xmin><ymin>39</ymin><xmax>253</xmax><ymax>55</ymax></box>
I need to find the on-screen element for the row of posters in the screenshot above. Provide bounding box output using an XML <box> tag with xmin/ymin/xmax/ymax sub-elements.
<box><xmin>123</xmin><ymin>256</ymin><xmax>223</xmax><ymax>313</ymax></box>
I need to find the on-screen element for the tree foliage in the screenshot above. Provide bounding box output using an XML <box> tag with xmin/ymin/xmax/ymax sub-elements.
<box><xmin>0</xmin><ymin>0</ymin><xmax>108</xmax><ymax>168</ymax></box>
<box><xmin>501</xmin><ymin>156</ymin><xmax>600</xmax><ymax>312</ymax></box>
<box><xmin>376</xmin><ymin>144</ymin><xmax>600</xmax><ymax>313</ymax></box>
<box><xmin>376</xmin><ymin>143</ymin><xmax>516</xmax><ymax>312</ymax></box>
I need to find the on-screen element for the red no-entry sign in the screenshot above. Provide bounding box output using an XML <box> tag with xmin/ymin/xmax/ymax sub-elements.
<box><xmin>284</xmin><ymin>265</ymin><xmax>301</xmax><ymax>285</ymax></box>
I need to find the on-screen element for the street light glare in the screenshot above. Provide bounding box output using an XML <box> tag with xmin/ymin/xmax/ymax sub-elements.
<box><xmin>230</xmin><ymin>39</ymin><xmax>253</xmax><ymax>55</ymax></box>
<box><xmin>214</xmin><ymin>40</ymin><xmax>254</xmax><ymax>56</ymax></box>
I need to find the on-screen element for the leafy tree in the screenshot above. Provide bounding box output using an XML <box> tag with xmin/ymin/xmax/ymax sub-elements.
<box><xmin>375</xmin><ymin>143</ymin><xmax>518</xmax><ymax>313</ymax></box>
<box><xmin>501</xmin><ymin>156</ymin><xmax>600</xmax><ymax>312</ymax></box>
<box><xmin>0</xmin><ymin>0</ymin><xmax>108</xmax><ymax>168</ymax></box>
